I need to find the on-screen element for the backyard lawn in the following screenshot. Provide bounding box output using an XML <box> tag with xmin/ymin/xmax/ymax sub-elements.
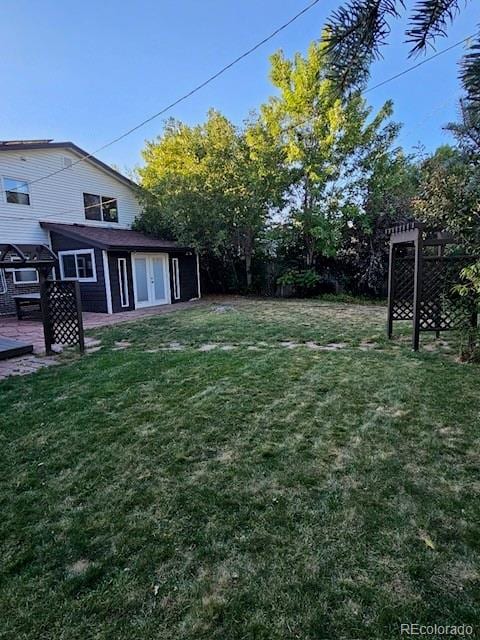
<box><xmin>0</xmin><ymin>297</ymin><xmax>479</xmax><ymax>639</ymax></box>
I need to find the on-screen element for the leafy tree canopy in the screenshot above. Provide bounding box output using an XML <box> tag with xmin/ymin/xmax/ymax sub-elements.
<box><xmin>137</xmin><ymin>110</ymin><xmax>287</xmax><ymax>287</ymax></box>
<box><xmin>254</xmin><ymin>36</ymin><xmax>400</xmax><ymax>266</ymax></box>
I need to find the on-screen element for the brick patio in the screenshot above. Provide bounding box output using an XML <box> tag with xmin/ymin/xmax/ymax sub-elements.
<box><xmin>0</xmin><ymin>299</ymin><xmax>204</xmax><ymax>356</ymax></box>
<box><xmin>0</xmin><ymin>300</ymin><xmax>205</xmax><ymax>380</ymax></box>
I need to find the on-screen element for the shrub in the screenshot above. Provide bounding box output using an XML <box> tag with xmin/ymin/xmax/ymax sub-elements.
<box><xmin>277</xmin><ymin>269</ymin><xmax>321</xmax><ymax>296</ymax></box>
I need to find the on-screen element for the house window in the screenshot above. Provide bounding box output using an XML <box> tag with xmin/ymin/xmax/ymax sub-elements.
<box><xmin>83</xmin><ymin>193</ymin><xmax>118</xmax><ymax>222</ymax></box>
<box><xmin>9</xmin><ymin>257</ymin><xmax>39</xmax><ymax>285</ymax></box>
<box><xmin>59</xmin><ymin>249</ymin><xmax>97</xmax><ymax>282</ymax></box>
<box><xmin>3</xmin><ymin>177</ymin><xmax>30</xmax><ymax>205</ymax></box>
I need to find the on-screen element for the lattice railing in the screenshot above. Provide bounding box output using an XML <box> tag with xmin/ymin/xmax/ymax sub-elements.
<box><xmin>392</xmin><ymin>257</ymin><xmax>414</xmax><ymax>320</ymax></box>
<box><xmin>41</xmin><ymin>280</ymin><xmax>85</xmax><ymax>353</ymax></box>
<box><xmin>419</xmin><ymin>257</ymin><xmax>476</xmax><ymax>331</ymax></box>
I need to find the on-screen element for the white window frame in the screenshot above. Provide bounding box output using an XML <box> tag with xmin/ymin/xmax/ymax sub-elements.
<box><xmin>9</xmin><ymin>256</ymin><xmax>39</xmax><ymax>285</ymax></box>
<box><xmin>2</xmin><ymin>176</ymin><xmax>31</xmax><ymax>206</ymax></box>
<box><xmin>58</xmin><ymin>249</ymin><xmax>97</xmax><ymax>283</ymax></box>
<box><xmin>117</xmin><ymin>258</ymin><xmax>129</xmax><ymax>308</ymax></box>
<box><xmin>172</xmin><ymin>257</ymin><xmax>181</xmax><ymax>300</ymax></box>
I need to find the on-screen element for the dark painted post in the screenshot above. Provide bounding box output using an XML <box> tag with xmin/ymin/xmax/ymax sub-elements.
<box><xmin>386</xmin><ymin>241</ymin><xmax>395</xmax><ymax>339</ymax></box>
<box><xmin>412</xmin><ymin>230</ymin><xmax>423</xmax><ymax>351</ymax></box>
<box><xmin>435</xmin><ymin>244</ymin><xmax>444</xmax><ymax>339</ymax></box>
<box><xmin>39</xmin><ymin>269</ymin><xmax>53</xmax><ymax>355</ymax></box>
<box><xmin>74</xmin><ymin>281</ymin><xmax>85</xmax><ymax>354</ymax></box>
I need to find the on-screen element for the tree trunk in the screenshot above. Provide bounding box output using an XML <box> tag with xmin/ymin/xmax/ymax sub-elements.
<box><xmin>305</xmin><ymin>234</ymin><xmax>315</xmax><ymax>267</ymax></box>
<box><xmin>245</xmin><ymin>253</ymin><xmax>252</xmax><ymax>288</ymax></box>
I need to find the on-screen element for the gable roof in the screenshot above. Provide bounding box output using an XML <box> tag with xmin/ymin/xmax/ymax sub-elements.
<box><xmin>40</xmin><ymin>222</ymin><xmax>191</xmax><ymax>253</ymax></box>
<box><xmin>0</xmin><ymin>140</ymin><xmax>138</xmax><ymax>190</ymax></box>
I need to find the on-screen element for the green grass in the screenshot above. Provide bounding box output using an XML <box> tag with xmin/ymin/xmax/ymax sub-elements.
<box><xmin>1</xmin><ymin>298</ymin><xmax>479</xmax><ymax>639</ymax></box>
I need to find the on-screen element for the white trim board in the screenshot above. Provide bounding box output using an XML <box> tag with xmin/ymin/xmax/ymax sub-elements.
<box><xmin>102</xmin><ymin>250</ymin><xmax>113</xmax><ymax>314</ymax></box>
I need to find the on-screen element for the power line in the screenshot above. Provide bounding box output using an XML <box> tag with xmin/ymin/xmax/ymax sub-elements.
<box><xmin>4</xmin><ymin>89</ymin><xmax>462</xmax><ymax>226</ymax></box>
<box><xmin>364</xmin><ymin>35</ymin><xmax>473</xmax><ymax>94</ymax></box>
<box><xmin>3</xmin><ymin>29</ymin><xmax>472</xmax><ymax>222</ymax></box>
<box><xmin>7</xmin><ymin>0</ymin><xmax>323</xmax><ymax>193</ymax></box>
<box><xmin>279</xmin><ymin>34</ymin><xmax>474</xmax><ymax>137</ymax></box>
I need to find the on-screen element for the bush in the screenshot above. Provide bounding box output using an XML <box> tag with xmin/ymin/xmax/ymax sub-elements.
<box><xmin>277</xmin><ymin>269</ymin><xmax>321</xmax><ymax>297</ymax></box>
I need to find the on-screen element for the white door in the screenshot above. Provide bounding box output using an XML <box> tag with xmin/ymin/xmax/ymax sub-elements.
<box><xmin>132</xmin><ymin>253</ymin><xmax>170</xmax><ymax>308</ymax></box>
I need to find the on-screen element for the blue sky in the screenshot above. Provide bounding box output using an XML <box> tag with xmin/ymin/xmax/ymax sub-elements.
<box><xmin>1</xmin><ymin>0</ymin><xmax>478</xmax><ymax>173</ymax></box>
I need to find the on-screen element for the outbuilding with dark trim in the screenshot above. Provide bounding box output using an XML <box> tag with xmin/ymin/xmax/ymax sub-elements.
<box><xmin>41</xmin><ymin>222</ymin><xmax>200</xmax><ymax>313</ymax></box>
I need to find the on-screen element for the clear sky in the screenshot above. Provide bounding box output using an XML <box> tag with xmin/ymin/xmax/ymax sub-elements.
<box><xmin>1</xmin><ymin>0</ymin><xmax>478</xmax><ymax>174</ymax></box>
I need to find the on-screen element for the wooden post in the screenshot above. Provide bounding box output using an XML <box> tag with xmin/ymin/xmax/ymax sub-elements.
<box><xmin>74</xmin><ymin>281</ymin><xmax>85</xmax><ymax>354</ymax></box>
<box><xmin>435</xmin><ymin>244</ymin><xmax>444</xmax><ymax>338</ymax></box>
<box><xmin>412</xmin><ymin>230</ymin><xmax>423</xmax><ymax>351</ymax></box>
<box><xmin>39</xmin><ymin>270</ymin><xmax>53</xmax><ymax>355</ymax></box>
<box><xmin>387</xmin><ymin>241</ymin><xmax>395</xmax><ymax>339</ymax></box>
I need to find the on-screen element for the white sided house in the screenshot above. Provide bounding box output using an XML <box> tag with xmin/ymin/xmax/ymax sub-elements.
<box><xmin>0</xmin><ymin>140</ymin><xmax>200</xmax><ymax>315</ymax></box>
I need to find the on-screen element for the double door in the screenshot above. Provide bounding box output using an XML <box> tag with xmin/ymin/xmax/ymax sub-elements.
<box><xmin>133</xmin><ymin>253</ymin><xmax>170</xmax><ymax>308</ymax></box>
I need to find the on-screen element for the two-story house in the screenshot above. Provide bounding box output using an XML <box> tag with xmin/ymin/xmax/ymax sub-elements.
<box><xmin>0</xmin><ymin>139</ymin><xmax>200</xmax><ymax>315</ymax></box>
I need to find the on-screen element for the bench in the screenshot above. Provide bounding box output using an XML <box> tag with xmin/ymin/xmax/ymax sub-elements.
<box><xmin>13</xmin><ymin>293</ymin><xmax>42</xmax><ymax>320</ymax></box>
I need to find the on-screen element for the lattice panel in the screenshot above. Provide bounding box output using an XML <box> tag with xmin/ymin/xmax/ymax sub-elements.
<box><xmin>419</xmin><ymin>258</ymin><xmax>476</xmax><ymax>331</ymax></box>
<box><xmin>392</xmin><ymin>257</ymin><xmax>414</xmax><ymax>320</ymax></box>
<box><xmin>44</xmin><ymin>281</ymin><xmax>81</xmax><ymax>346</ymax></box>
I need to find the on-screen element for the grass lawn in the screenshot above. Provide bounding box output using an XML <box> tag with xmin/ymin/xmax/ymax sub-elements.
<box><xmin>1</xmin><ymin>298</ymin><xmax>479</xmax><ymax>639</ymax></box>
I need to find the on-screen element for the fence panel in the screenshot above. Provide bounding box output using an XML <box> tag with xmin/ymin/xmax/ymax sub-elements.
<box><xmin>40</xmin><ymin>280</ymin><xmax>85</xmax><ymax>354</ymax></box>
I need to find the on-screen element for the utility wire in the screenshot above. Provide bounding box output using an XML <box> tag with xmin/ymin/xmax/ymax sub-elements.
<box><xmin>278</xmin><ymin>33</ymin><xmax>474</xmax><ymax>137</ymax></box>
<box><xmin>3</xmin><ymin>30</ymin><xmax>473</xmax><ymax>220</ymax></box>
<box><xmin>364</xmin><ymin>34</ymin><xmax>473</xmax><ymax>94</ymax></box>
<box><xmin>6</xmin><ymin>0</ymin><xmax>323</xmax><ymax>193</ymax></box>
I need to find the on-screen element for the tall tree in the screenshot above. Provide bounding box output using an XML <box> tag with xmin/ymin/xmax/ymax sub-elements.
<box><xmin>445</xmin><ymin>98</ymin><xmax>480</xmax><ymax>156</ymax></box>
<box><xmin>414</xmin><ymin>145</ymin><xmax>480</xmax><ymax>245</ymax></box>
<box><xmin>257</xmin><ymin>37</ymin><xmax>399</xmax><ymax>267</ymax></box>
<box><xmin>341</xmin><ymin>150</ymin><xmax>419</xmax><ymax>294</ymax></box>
<box><xmin>137</xmin><ymin>110</ymin><xmax>285</xmax><ymax>288</ymax></box>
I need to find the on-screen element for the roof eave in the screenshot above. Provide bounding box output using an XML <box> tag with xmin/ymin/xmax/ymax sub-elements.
<box><xmin>0</xmin><ymin>141</ymin><xmax>139</xmax><ymax>190</ymax></box>
<box><xmin>40</xmin><ymin>222</ymin><xmax>109</xmax><ymax>250</ymax></box>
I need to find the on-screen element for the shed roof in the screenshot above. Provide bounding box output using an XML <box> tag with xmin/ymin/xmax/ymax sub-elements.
<box><xmin>41</xmin><ymin>222</ymin><xmax>191</xmax><ymax>252</ymax></box>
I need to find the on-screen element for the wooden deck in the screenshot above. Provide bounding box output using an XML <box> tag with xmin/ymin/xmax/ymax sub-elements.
<box><xmin>0</xmin><ymin>337</ymin><xmax>34</xmax><ymax>361</ymax></box>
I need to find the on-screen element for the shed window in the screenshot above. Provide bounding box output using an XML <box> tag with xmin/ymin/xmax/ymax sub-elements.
<box><xmin>59</xmin><ymin>249</ymin><xmax>96</xmax><ymax>282</ymax></box>
<box><xmin>83</xmin><ymin>193</ymin><xmax>118</xmax><ymax>222</ymax></box>
<box><xmin>3</xmin><ymin>177</ymin><xmax>30</xmax><ymax>205</ymax></box>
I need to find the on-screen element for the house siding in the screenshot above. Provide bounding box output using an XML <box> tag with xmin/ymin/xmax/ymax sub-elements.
<box><xmin>49</xmin><ymin>232</ymin><xmax>107</xmax><ymax>313</ymax></box>
<box><xmin>0</xmin><ymin>148</ymin><xmax>141</xmax><ymax>245</ymax></box>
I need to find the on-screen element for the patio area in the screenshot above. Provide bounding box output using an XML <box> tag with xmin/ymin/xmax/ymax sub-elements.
<box><xmin>0</xmin><ymin>300</ymin><xmax>205</xmax><ymax>380</ymax></box>
<box><xmin>0</xmin><ymin>300</ymin><xmax>203</xmax><ymax>356</ymax></box>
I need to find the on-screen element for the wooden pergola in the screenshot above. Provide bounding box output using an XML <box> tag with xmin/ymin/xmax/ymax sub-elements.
<box><xmin>386</xmin><ymin>222</ymin><xmax>478</xmax><ymax>351</ymax></box>
<box><xmin>0</xmin><ymin>244</ymin><xmax>84</xmax><ymax>355</ymax></box>
<box><xmin>0</xmin><ymin>243</ymin><xmax>57</xmax><ymax>278</ymax></box>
